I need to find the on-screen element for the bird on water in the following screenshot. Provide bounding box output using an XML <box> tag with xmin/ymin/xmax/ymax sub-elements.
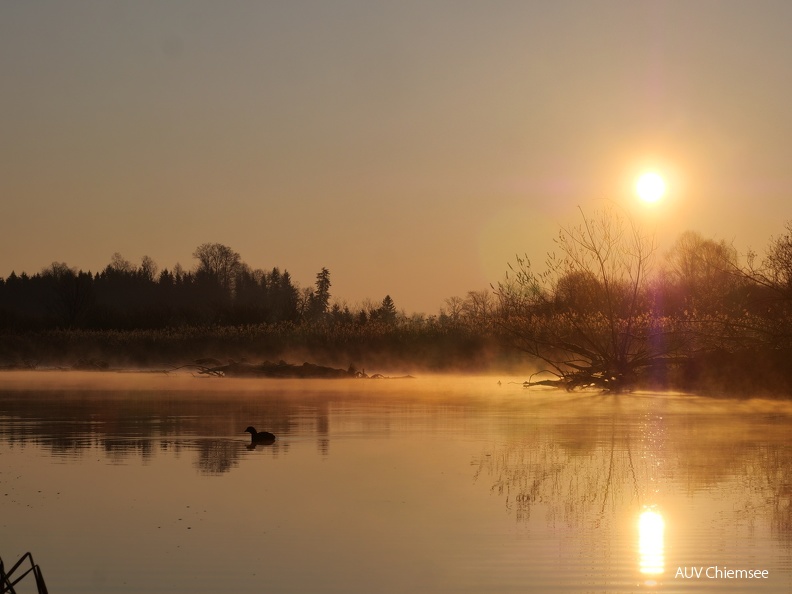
<box><xmin>245</xmin><ymin>426</ymin><xmax>276</xmax><ymax>444</ymax></box>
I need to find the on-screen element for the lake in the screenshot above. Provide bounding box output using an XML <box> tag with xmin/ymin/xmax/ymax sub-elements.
<box><xmin>0</xmin><ymin>371</ymin><xmax>790</xmax><ymax>593</ymax></box>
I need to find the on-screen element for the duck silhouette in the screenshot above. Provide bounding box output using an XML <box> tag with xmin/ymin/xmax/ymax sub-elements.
<box><xmin>245</xmin><ymin>426</ymin><xmax>276</xmax><ymax>445</ymax></box>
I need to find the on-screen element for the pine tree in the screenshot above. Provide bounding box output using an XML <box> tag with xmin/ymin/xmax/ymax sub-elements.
<box><xmin>379</xmin><ymin>295</ymin><xmax>397</xmax><ymax>323</ymax></box>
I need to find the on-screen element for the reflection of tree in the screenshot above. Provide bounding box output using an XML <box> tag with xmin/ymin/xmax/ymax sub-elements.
<box><xmin>0</xmin><ymin>387</ymin><xmax>343</xmax><ymax>473</ymax></box>
<box><xmin>757</xmin><ymin>442</ymin><xmax>792</xmax><ymax>545</ymax></box>
<box><xmin>0</xmin><ymin>392</ymin><xmax>221</xmax><ymax>470</ymax></box>
<box><xmin>194</xmin><ymin>439</ymin><xmax>244</xmax><ymax>475</ymax></box>
<box><xmin>471</xmin><ymin>399</ymin><xmax>792</xmax><ymax>552</ymax></box>
<box><xmin>472</xmin><ymin>414</ymin><xmax>642</xmax><ymax>525</ymax></box>
<box><xmin>102</xmin><ymin>438</ymin><xmax>154</xmax><ymax>463</ymax></box>
<box><xmin>35</xmin><ymin>435</ymin><xmax>92</xmax><ymax>458</ymax></box>
<box><xmin>315</xmin><ymin>399</ymin><xmax>330</xmax><ymax>456</ymax></box>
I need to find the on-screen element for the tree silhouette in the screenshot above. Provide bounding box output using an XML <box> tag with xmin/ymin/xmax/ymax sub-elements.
<box><xmin>192</xmin><ymin>243</ymin><xmax>242</xmax><ymax>298</ymax></box>
<box><xmin>308</xmin><ymin>267</ymin><xmax>331</xmax><ymax>321</ymax></box>
<box><xmin>495</xmin><ymin>207</ymin><xmax>670</xmax><ymax>392</ymax></box>
<box><xmin>661</xmin><ymin>231</ymin><xmax>740</xmax><ymax>315</ymax></box>
<box><xmin>377</xmin><ymin>295</ymin><xmax>397</xmax><ymax>323</ymax></box>
<box><xmin>42</xmin><ymin>263</ymin><xmax>94</xmax><ymax>328</ymax></box>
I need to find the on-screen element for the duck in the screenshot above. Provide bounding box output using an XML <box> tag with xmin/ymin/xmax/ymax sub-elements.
<box><xmin>245</xmin><ymin>426</ymin><xmax>276</xmax><ymax>444</ymax></box>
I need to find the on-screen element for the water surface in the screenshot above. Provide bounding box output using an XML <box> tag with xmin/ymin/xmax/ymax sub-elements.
<box><xmin>0</xmin><ymin>372</ymin><xmax>790</xmax><ymax>593</ymax></box>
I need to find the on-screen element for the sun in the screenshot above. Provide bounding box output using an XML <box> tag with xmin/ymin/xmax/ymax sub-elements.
<box><xmin>635</xmin><ymin>172</ymin><xmax>666</xmax><ymax>203</ymax></box>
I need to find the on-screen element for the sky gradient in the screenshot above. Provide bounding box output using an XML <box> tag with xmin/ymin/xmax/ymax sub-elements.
<box><xmin>2</xmin><ymin>1</ymin><xmax>791</xmax><ymax>313</ymax></box>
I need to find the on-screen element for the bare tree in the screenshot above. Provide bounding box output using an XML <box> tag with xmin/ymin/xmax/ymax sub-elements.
<box><xmin>662</xmin><ymin>231</ymin><xmax>740</xmax><ymax>314</ymax></box>
<box><xmin>139</xmin><ymin>255</ymin><xmax>158</xmax><ymax>282</ymax></box>
<box><xmin>192</xmin><ymin>243</ymin><xmax>242</xmax><ymax>296</ymax></box>
<box><xmin>495</xmin><ymin>207</ymin><xmax>685</xmax><ymax>392</ymax></box>
<box><xmin>462</xmin><ymin>289</ymin><xmax>494</xmax><ymax>320</ymax></box>
<box><xmin>745</xmin><ymin>221</ymin><xmax>792</xmax><ymax>300</ymax></box>
<box><xmin>442</xmin><ymin>295</ymin><xmax>464</xmax><ymax>323</ymax></box>
<box><xmin>108</xmin><ymin>252</ymin><xmax>134</xmax><ymax>274</ymax></box>
<box><xmin>736</xmin><ymin>221</ymin><xmax>792</xmax><ymax>348</ymax></box>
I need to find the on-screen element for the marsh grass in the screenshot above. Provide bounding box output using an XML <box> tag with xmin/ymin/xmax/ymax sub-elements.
<box><xmin>0</xmin><ymin>320</ymin><xmax>529</xmax><ymax>374</ymax></box>
<box><xmin>3</xmin><ymin>321</ymin><xmax>791</xmax><ymax>396</ymax></box>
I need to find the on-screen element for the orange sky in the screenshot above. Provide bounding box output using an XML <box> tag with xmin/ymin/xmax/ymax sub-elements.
<box><xmin>2</xmin><ymin>1</ymin><xmax>791</xmax><ymax>313</ymax></box>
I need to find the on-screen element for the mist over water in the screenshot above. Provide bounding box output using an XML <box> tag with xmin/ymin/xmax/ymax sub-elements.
<box><xmin>1</xmin><ymin>372</ymin><xmax>790</xmax><ymax>593</ymax></box>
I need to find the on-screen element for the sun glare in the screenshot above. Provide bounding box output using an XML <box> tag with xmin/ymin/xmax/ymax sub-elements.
<box><xmin>635</xmin><ymin>172</ymin><xmax>666</xmax><ymax>204</ymax></box>
<box><xmin>638</xmin><ymin>509</ymin><xmax>665</xmax><ymax>577</ymax></box>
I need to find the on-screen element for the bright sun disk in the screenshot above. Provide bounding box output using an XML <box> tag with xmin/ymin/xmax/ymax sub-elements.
<box><xmin>635</xmin><ymin>172</ymin><xmax>666</xmax><ymax>203</ymax></box>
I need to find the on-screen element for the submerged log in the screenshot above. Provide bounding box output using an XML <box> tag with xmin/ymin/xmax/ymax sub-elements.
<box><xmin>182</xmin><ymin>360</ymin><xmax>411</xmax><ymax>379</ymax></box>
<box><xmin>72</xmin><ymin>358</ymin><xmax>110</xmax><ymax>371</ymax></box>
<box><xmin>196</xmin><ymin>360</ymin><xmax>352</xmax><ymax>378</ymax></box>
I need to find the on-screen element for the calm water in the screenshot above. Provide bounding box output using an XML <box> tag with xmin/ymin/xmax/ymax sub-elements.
<box><xmin>0</xmin><ymin>372</ymin><xmax>790</xmax><ymax>593</ymax></box>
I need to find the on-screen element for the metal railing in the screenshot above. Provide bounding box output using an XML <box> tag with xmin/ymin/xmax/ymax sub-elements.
<box><xmin>1</xmin><ymin>552</ymin><xmax>48</xmax><ymax>594</ymax></box>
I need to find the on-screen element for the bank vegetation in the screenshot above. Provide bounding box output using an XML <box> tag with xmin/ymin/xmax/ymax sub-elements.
<box><xmin>1</xmin><ymin>216</ymin><xmax>791</xmax><ymax>395</ymax></box>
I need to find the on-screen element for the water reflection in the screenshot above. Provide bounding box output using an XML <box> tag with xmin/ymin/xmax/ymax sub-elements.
<box><xmin>469</xmin><ymin>393</ymin><xmax>792</xmax><ymax>590</ymax></box>
<box><xmin>639</xmin><ymin>508</ymin><xmax>665</xmax><ymax>580</ymax></box>
<box><xmin>477</xmin><ymin>400</ymin><xmax>784</xmax><ymax>504</ymax></box>
<box><xmin>0</xmin><ymin>379</ymin><xmax>472</xmax><ymax>477</ymax></box>
<box><xmin>0</xmin><ymin>385</ymin><xmax>316</xmax><ymax>472</ymax></box>
<box><xmin>1</xmin><ymin>376</ymin><xmax>791</xmax><ymax>592</ymax></box>
<box><xmin>194</xmin><ymin>439</ymin><xmax>245</xmax><ymax>475</ymax></box>
<box><xmin>470</xmin><ymin>400</ymin><xmax>646</xmax><ymax>525</ymax></box>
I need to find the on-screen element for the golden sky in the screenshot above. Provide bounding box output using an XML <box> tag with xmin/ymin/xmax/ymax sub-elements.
<box><xmin>2</xmin><ymin>1</ymin><xmax>790</xmax><ymax>313</ymax></box>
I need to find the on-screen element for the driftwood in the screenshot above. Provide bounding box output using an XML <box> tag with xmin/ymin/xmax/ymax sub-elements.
<box><xmin>174</xmin><ymin>360</ymin><xmax>411</xmax><ymax>379</ymax></box>
<box><xmin>520</xmin><ymin>367</ymin><xmax>636</xmax><ymax>392</ymax></box>
<box><xmin>72</xmin><ymin>358</ymin><xmax>110</xmax><ymax>371</ymax></box>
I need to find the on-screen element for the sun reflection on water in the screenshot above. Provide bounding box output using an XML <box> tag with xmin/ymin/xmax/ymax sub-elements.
<box><xmin>639</xmin><ymin>508</ymin><xmax>665</xmax><ymax>583</ymax></box>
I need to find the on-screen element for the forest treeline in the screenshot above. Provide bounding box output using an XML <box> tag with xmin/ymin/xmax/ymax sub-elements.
<box><xmin>0</xmin><ymin>243</ymin><xmax>504</xmax><ymax>371</ymax></box>
<box><xmin>0</xmin><ymin>244</ymin><xmax>399</xmax><ymax>330</ymax></box>
<box><xmin>2</xmin><ymin>214</ymin><xmax>792</xmax><ymax>395</ymax></box>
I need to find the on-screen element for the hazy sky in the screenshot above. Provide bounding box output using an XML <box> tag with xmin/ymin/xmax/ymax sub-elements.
<box><xmin>2</xmin><ymin>1</ymin><xmax>791</xmax><ymax>313</ymax></box>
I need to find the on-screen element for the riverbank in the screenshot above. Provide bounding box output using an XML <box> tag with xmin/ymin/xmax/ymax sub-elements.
<box><xmin>2</xmin><ymin>326</ymin><xmax>791</xmax><ymax>397</ymax></box>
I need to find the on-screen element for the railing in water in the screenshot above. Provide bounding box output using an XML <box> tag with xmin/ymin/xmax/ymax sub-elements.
<box><xmin>1</xmin><ymin>552</ymin><xmax>49</xmax><ymax>594</ymax></box>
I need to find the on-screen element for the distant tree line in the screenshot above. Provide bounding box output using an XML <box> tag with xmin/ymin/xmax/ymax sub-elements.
<box><xmin>3</xmin><ymin>217</ymin><xmax>792</xmax><ymax>394</ymax></box>
<box><xmin>0</xmin><ymin>243</ymin><xmax>398</xmax><ymax>331</ymax></box>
